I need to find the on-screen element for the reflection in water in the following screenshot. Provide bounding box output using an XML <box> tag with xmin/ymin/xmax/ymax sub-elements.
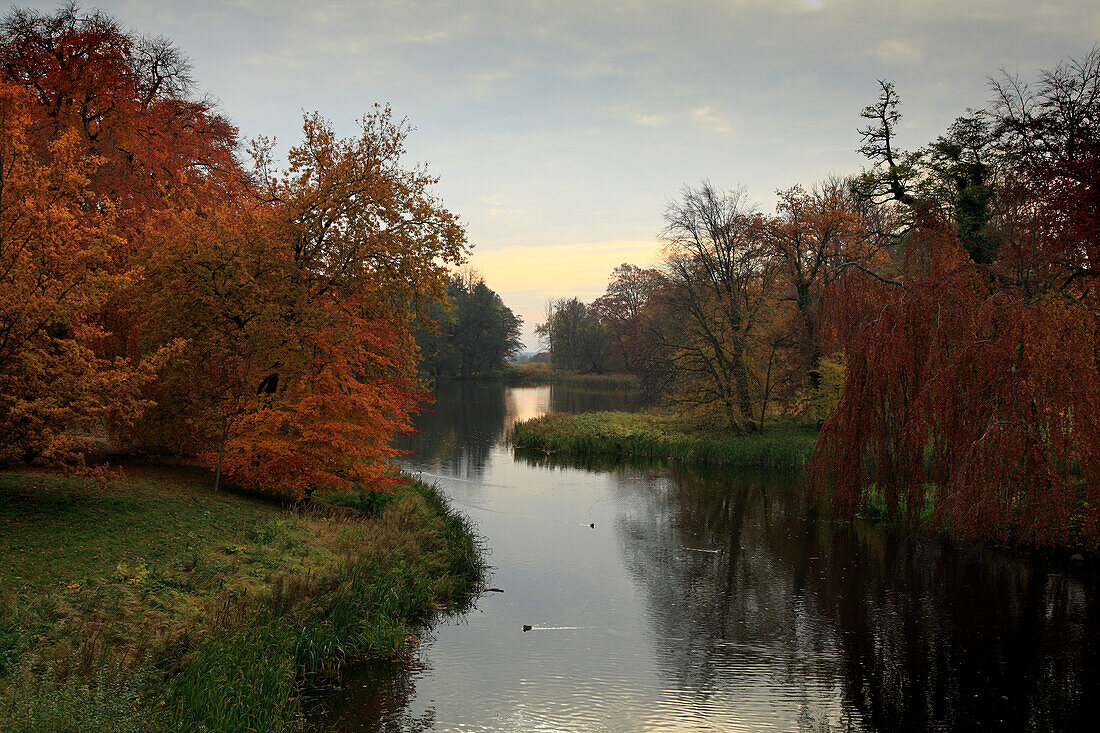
<box><xmin>618</xmin><ymin>465</ymin><xmax>1100</xmax><ymax>732</ymax></box>
<box><xmin>617</xmin><ymin>468</ymin><xmax>856</xmax><ymax>730</ymax></box>
<box><xmin>512</xmin><ymin>446</ymin><xmax>669</xmax><ymax>474</ymax></box>
<box><xmin>806</xmin><ymin>522</ymin><xmax>1100</xmax><ymax>732</ymax></box>
<box><xmin>313</xmin><ymin>657</ymin><xmax>435</xmax><ymax>733</ymax></box>
<box><xmin>400</xmin><ymin>382</ymin><xmax>508</xmax><ymax>476</ymax></box>
<box><xmin>321</xmin><ymin>383</ymin><xmax>1100</xmax><ymax>732</ymax></box>
<box><xmin>401</xmin><ymin>383</ymin><xmax>639</xmax><ymax>479</ymax></box>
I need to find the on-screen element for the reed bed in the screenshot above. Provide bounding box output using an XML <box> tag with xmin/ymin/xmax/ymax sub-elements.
<box><xmin>510</xmin><ymin>412</ymin><xmax>818</xmax><ymax>470</ymax></box>
<box><xmin>501</xmin><ymin>367</ymin><xmax>640</xmax><ymax>391</ymax></box>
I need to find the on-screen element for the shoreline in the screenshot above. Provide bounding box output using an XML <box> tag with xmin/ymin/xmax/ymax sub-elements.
<box><xmin>0</xmin><ymin>465</ymin><xmax>484</xmax><ymax>732</ymax></box>
<box><xmin>427</xmin><ymin>368</ymin><xmax>640</xmax><ymax>391</ymax></box>
<box><xmin>510</xmin><ymin>410</ymin><xmax>1100</xmax><ymax>560</ymax></box>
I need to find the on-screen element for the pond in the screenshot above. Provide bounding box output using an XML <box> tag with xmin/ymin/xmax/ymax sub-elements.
<box><xmin>317</xmin><ymin>382</ymin><xmax>1100</xmax><ymax>732</ymax></box>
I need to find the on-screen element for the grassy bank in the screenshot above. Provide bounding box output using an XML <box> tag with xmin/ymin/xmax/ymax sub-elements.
<box><xmin>501</xmin><ymin>366</ymin><xmax>639</xmax><ymax>391</ymax></box>
<box><xmin>510</xmin><ymin>411</ymin><xmax>818</xmax><ymax>469</ymax></box>
<box><xmin>0</xmin><ymin>466</ymin><xmax>483</xmax><ymax>732</ymax></box>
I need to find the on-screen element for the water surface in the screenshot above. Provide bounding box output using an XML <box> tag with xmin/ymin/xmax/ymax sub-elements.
<box><xmin>319</xmin><ymin>382</ymin><xmax>1100</xmax><ymax>732</ymax></box>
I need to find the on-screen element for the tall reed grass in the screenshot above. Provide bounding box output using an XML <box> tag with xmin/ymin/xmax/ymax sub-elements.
<box><xmin>167</xmin><ymin>479</ymin><xmax>484</xmax><ymax>731</ymax></box>
<box><xmin>510</xmin><ymin>412</ymin><xmax>817</xmax><ymax>470</ymax></box>
<box><xmin>501</xmin><ymin>367</ymin><xmax>640</xmax><ymax>391</ymax></box>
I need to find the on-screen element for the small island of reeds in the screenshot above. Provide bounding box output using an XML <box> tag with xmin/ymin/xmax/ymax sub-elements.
<box><xmin>509</xmin><ymin>412</ymin><xmax>818</xmax><ymax>470</ymax></box>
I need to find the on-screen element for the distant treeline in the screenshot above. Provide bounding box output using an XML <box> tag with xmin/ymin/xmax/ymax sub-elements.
<box><xmin>414</xmin><ymin>272</ymin><xmax>523</xmax><ymax>379</ymax></box>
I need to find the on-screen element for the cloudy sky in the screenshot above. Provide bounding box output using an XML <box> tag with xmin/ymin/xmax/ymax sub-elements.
<box><xmin>21</xmin><ymin>0</ymin><xmax>1100</xmax><ymax>347</ymax></box>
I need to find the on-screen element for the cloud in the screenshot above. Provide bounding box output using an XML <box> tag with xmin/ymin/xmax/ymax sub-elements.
<box><xmin>470</xmin><ymin>69</ymin><xmax>514</xmax><ymax>98</ymax></box>
<box><xmin>871</xmin><ymin>39</ymin><xmax>924</xmax><ymax>64</ymax></box>
<box><xmin>92</xmin><ymin>0</ymin><xmax>1100</xmax><ymax>345</ymax></box>
<box><xmin>691</xmin><ymin>106</ymin><xmax>731</xmax><ymax>134</ymax></box>
<box><xmin>402</xmin><ymin>30</ymin><xmax>451</xmax><ymax>44</ymax></box>
<box><xmin>481</xmin><ymin>193</ymin><xmax>526</xmax><ymax>218</ymax></box>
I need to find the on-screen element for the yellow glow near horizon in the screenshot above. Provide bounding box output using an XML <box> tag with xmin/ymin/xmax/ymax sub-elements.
<box><xmin>466</xmin><ymin>239</ymin><xmax>663</xmax><ymax>348</ymax></box>
<box><xmin>468</xmin><ymin>239</ymin><xmax>662</xmax><ymax>293</ymax></box>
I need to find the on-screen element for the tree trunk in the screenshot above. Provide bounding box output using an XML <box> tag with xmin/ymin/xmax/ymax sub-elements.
<box><xmin>729</xmin><ymin>338</ymin><xmax>756</xmax><ymax>432</ymax></box>
<box><xmin>796</xmin><ymin>283</ymin><xmax>822</xmax><ymax>391</ymax></box>
<box><xmin>760</xmin><ymin>345</ymin><xmax>776</xmax><ymax>433</ymax></box>
<box><xmin>213</xmin><ymin>417</ymin><xmax>229</xmax><ymax>492</ymax></box>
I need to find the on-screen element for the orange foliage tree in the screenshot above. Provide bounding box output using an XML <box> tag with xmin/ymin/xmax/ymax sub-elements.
<box><xmin>767</xmin><ymin>181</ymin><xmax>879</xmax><ymax>394</ymax></box>
<box><xmin>592</xmin><ymin>263</ymin><xmax>662</xmax><ymax>373</ymax></box>
<box><xmin>1</xmin><ymin>5</ymin><xmax>467</xmax><ymax>500</ymax></box>
<box><xmin>0</xmin><ymin>78</ymin><xmax>142</xmax><ymax>464</ymax></box>
<box><xmin>0</xmin><ymin>4</ymin><xmax>240</xmax><ymax>465</ymax></box>
<box><xmin>140</xmin><ymin>111</ymin><xmax>467</xmax><ymax>499</ymax></box>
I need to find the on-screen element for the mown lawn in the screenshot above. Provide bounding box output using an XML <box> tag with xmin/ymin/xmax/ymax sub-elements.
<box><xmin>1</xmin><ymin>467</ymin><xmax>287</xmax><ymax>591</ymax></box>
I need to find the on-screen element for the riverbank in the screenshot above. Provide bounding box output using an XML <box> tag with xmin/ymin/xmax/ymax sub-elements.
<box><xmin>0</xmin><ymin>466</ymin><xmax>483</xmax><ymax>732</ymax></box>
<box><xmin>510</xmin><ymin>411</ymin><xmax>818</xmax><ymax>469</ymax></box>
<box><xmin>501</xmin><ymin>366</ymin><xmax>639</xmax><ymax>391</ymax></box>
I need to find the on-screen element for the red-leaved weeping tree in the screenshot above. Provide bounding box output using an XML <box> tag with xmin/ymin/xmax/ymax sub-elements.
<box><xmin>812</xmin><ymin>49</ymin><xmax>1100</xmax><ymax>548</ymax></box>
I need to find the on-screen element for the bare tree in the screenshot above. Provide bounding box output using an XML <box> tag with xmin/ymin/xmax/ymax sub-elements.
<box><xmin>658</xmin><ymin>181</ymin><xmax>772</xmax><ymax>433</ymax></box>
<box><xmin>991</xmin><ymin>46</ymin><xmax>1100</xmax><ymax>174</ymax></box>
<box><xmin>856</xmin><ymin>80</ymin><xmax>917</xmax><ymax>208</ymax></box>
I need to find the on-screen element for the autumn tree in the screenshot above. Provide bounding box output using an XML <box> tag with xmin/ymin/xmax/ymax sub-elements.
<box><xmin>2</xmin><ymin>1</ymin><xmax>242</xmax><ymax>371</ymax></box>
<box><xmin>142</xmin><ymin>110</ymin><xmax>466</xmax><ymax>498</ymax></box>
<box><xmin>0</xmin><ymin>4</ymin><xmax>468</xmax><ymax>500</ymax></box>
<box><xmin>0</xmin><ymin>3</ymin><xmax>240</xmax><ymax>215</ymax></box>
<box><xmin>991</xmin><ymin>46</ymin><xmax>1100</xmax><ymax>298</ymax></box>
<box><xmin>592</xmin><ymin>263</ymin><xmax>661</xmax><ymax>373</ymax></box>
<box><xmin>767</xmin><ymin>180</ymin><xmax>876</xmax><ymax>394</ymax></box>
<box><xmin>0</xmin><ymin>78</ymin><xmax>147</xmax><ymax>464</ymax></box>
<box><xmin>812</xmin><ymin>51</ymin><xmax>1100</xmax><ymax>548</ymax></box>
<box><xmin>132</xmin><ymin>203</ymin><xmax>283</xmax><ymax>472</ymax></box>
<box><xmin>0</xmin><ymin>3</ymin><xmax>242</xmax><ymax>465</ymax></box>
<box><xmin>655</xmin><ymin>182</ymin><xmax>774</xmax><ymax>433</ymax></box>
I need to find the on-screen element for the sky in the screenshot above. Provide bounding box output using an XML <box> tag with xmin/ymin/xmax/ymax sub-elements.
<box><xmin>19</xmin><ymin>0</ymin><xmax>1100</xmax><ymax>348</ymax></box>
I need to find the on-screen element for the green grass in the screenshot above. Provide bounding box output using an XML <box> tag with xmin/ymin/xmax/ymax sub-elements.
<box><xmin>509</xmin><ymin>411</ymin><xmax>818</xmax><ymax>469</ymax></box>
<box><xmin>858</xmin><ymin>482</ymin><xmax>938</xmax><ymax>523</ymax></box>
<box><xmin>0</xmin><ymin>466</ymin><xmax>281</xmax><ymax>592</ymax></box>
<box><xmin>0</xmin><ymin>467</ymin><xmax>483</xmax><ymax>732</ymax></box>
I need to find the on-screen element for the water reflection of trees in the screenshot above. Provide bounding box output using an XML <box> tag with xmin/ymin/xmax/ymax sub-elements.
<box><xmin>549</xmin><ymin>385</ymin><xmax>640</xmax><ymax>415</ymax></box>
<box><xmin>311</xmin><ymin>656</ymin><xmax>435</xmax><ymax>733</ymax></box>
<box><xmin>808</xmin><ymin>522</ymin><xmax>1100</xmax><ymax>732</ymax></box>
<box><xmin>615</xmin><ymin>466</ymin><xmax>1100</xmax><ymax>732</ymax></box>
<box><xmin>312</xmin><ymin>591</ymin><xmax>481</xmax><ymax>731</ymax></box>
<box><xmin>512</xmin><ymin>446</ymin><xmax>669</xmax><ymax>473</ymax></box>
<box><xmin>398</xmin><ymin>382</ymin><xmax>641</xmax><ymax>477</ymax></box>
<box><xmin>395</xmin><ymin>382</ymin><xmax>507</xmax><ymax>475</ymax></box>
